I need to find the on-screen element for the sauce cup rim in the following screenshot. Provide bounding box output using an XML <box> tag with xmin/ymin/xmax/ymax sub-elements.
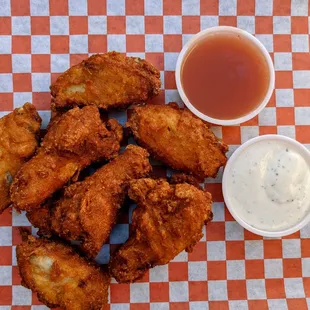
<box><xmin>175</xmin><ymin>26</ymin><xmax>275</xmax><ymax>126</ymax></box>
<box><xmin>222</xmin><ymin>134</ymin><xmax>310</xmax><ymax>237</ymax></box>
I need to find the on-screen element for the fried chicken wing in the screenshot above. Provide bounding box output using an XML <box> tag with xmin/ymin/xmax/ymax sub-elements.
<box><xmin>11</xmin><ymin>106</ymin><xmax>123</xmax><ymax>211</ymax></box>
<box><xmin>126</xmin><ymin>103</ymin><xmax>228</xmax><ymax>179</ymax></box>
<box><xmin>51</xmin><ymin>52</ymin><xmax>161</xmax><ymax>111</ymax></box>
<box><xmin>169</xmin><ymin>173</ymin><xmax>202</xmax><ymax>189</ymax></box>
<box><xmin>16</xmin><ymin>232</ymin><xmax>110</xmax><ymax>310</ymax></box>
<box><xmin>27</xmin><ymin>145</ymin><xmax>152</xmax><ymax>258</ymax></box>
<box><xmin>109</xmin><ymin>178</ymin><xmax>213</xmax><ymax>283</ymax></box>
<box><xmin>0</xmin><ymin>103</ymin><xmax>41</xmax><ymax>213</ymax></box>
<box><xmin>26</xmin><ymin>202</ymin><xmax>53</xmax><ymax>237</ymax></box>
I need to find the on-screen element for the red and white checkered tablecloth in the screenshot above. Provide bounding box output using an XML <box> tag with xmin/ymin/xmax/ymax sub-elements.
<box><xmin>1</xmin><ymin>0</ymin><xmax>310</xmax><ymax>309</ymax></box>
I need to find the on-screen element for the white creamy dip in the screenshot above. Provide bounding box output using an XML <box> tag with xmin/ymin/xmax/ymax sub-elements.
<box><xmin>225</xmin><ymin>139</ymin><xmax>310</xmax><ymax>231</ymax></box>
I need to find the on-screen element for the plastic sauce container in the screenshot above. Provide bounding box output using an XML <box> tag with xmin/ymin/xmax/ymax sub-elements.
<box><xmin>222</xmin><ymin>135</ymin><xmax>310</xmax><ymax>237</ymax></box>
<box><xmin>175</xmin><ymin>26</ymin><xmax>275</xmax><ymax>126</ymax></box>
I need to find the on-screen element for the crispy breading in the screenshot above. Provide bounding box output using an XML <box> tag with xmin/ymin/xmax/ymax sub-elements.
<box><xmin>126</xmin><ymin>103</ymin><xmax>228</xmax><ymax>179</ymax></box>
<box><xmin>11</xmin><ymin>106</ymin><xmax>123</xmax><ymax>211</ymax></box>
<box><xmin>51</xmin><ymin>52</ymin><xmax>161</xmax><ymax>111</ymax></box>
<box><xmin>109</xmin><ymin>178</ymin><xmax>213</xmax><ymax>283</ymax></box>
<box><xmin>169</xmin><ymin>173</ymin><xmax>202</xmax><ymax>189</ymax></box>
<box><xmin>0</xmin><ymin>103</ymin><xmax>41</xmax><ymax>213</ymax></box>
<box><xmin>26</xmin><ymin>202</ymin><xmax>53</xmax><ymax>237</ymax></box>
<box><xmin>16</xmin><ymin>232</ymin><xmax>110</xmax><ymax>310</ymax></box>
<box><xmin>27</xmin><ymin>145</ymin><xmax>152</xmax><ymax>258</ymax></box>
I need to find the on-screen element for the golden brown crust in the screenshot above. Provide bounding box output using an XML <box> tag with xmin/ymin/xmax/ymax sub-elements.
<box><xmin>27</xmin><ymin>145</ymin><xmax>152</xmax><ymax>258</ymax></box>
<box><xmin>169</xmin><ymin>173</ymin><xmax>202</xmax><ymax>189</ymax></box>
<box><xmin>51</xmin><ymin>52</ymin><xmax>161</xmax><ymax>111</ymax></box>
<box><xmin>11</xmin><ymin>106</ymin><xmax>123</xmax><ymax>211</ymax></box>
<box><xmin>0</xmin><ymin>103</ymin><xmax>41</xmax><ymax>213</ymax></box>
<box><xmin>109</xmin><ymin>178</ymin><xmax>213</xmax><ymax>283</ymax></box>
<box><xmin>126</xmin><ymin>103</ymin><xmax>228</xmax><ymax>179</ymax></box>
<box><xmin>51</xmin><ymin>145</ymin><xmax>152</xmax><ymax>258</ymax></box>
<box><xmin>16</xmin><ymin>233</ymin><xmax>110</xmax><ymax>310</ymax></box>
<box><xmin>26</xmin><ymin>203</ymin><xmax>53</xmax><ymax>237</ymax></box>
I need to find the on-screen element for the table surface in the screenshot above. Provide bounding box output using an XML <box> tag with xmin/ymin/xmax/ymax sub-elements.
<box><xmin>1</xmin><ymin>0</ymin><xmax>310</xmax><ymax>309</ymax></box>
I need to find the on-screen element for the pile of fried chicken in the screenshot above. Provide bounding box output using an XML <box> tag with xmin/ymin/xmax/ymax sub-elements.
<box><xmin>0</xmin><ymin>52</ymin><xmax>228</xmax><ymax>310</ymax></box>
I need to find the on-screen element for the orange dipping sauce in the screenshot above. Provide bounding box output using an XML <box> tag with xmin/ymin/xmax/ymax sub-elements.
<box><xmin>181</xmin><ymin>32</ymin><xmax>270</xmax><ymax>120</ymax></box>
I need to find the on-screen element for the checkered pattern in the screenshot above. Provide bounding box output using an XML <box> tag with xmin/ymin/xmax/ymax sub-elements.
<box><xmin>1</xmin><ymin>0</ymin><xmax>310</xmax><ymax>309</ymax></box>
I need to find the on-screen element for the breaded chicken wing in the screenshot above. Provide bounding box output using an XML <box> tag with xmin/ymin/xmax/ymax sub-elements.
<box><xmin>109</xmin><ymin>178</ymin><xmax>213</xmax><ymax>283</ymax></box>
<box><xmin>25</xmin><ymin>201</ymin><xmax>53</xmax><ymax>237</ymax></box>
<box><xmin>16</xmin><ymin>231</ymin><xmax>110</xmax><ymax>310</ymax></box>
<box><xmin>11</xmin><ymin>106</ymin><xmax>123</xmax><ymax>211</ymax></box>
<box><xmin>127</xmin><ymin>103</ymin><xmax>228</xmax><ymax>179</ymax></box>
<box><xmin>27</xmin><ymin>145</ymin><xmax>152</xmax><ymax>258</ymax></box>
<box><xmin>51</xmin><ymin>52</ymin><xmax>161</xmax><ymax>111</ymax></box>
<box><xmin>0</xmin><ymin>103</ymin><xmax>41</xmax><ymax>213</ymax></box>
<box><xmin>169</xmin><ymin>173</ymin><xmax>202</xmax><ymax>189</ymax></box>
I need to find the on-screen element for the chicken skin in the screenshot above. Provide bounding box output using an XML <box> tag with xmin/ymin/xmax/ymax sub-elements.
<box><xmin>27</xmin><ymin>145</ymin><xmax>152</xmax><ymax>258</ymax></box>
<box><xmin>109</xmin><ymin>178</ymin><xmax>213</xmax><ymax>283</ymax></box>
<box><xmin>11</xmin><ymin>106</ymin><xmax>123</xmax><ymax>211</ymax></box>
<box><xmin>127</xmin><ymin>103</ymin><xmax>228</xmax><ymax>179</ymax></box>
<box><xmin>16</xmin><ymin>232</ymin><xmax>110</xmax><ymax>310</ymax></box>
<box><xmin>0</xmin><ymin>103</ymin><xmax>41</xmax><ymax>213</ymax></box>
<box><xmin>51</xmin><ymin>52</ymin><xmax>161</xmax><ymax>111</ymax></box>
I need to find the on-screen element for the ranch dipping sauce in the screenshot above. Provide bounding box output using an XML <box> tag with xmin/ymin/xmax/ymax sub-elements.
<box><xmin>225</xmin><ymin>139</ymin><xmax>310</xmax><ymax>232</ymax></box>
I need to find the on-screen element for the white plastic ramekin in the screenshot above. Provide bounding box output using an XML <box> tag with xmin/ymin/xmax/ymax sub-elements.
<box><xmin>222</xmin><ymin>135</ymin><xmax>310</xmax><ymax>238</ymax></box>
<box><xmin>175</xmin><ymin>26</ymin><xmax>275</xmax><ymax>126</ymax></box>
